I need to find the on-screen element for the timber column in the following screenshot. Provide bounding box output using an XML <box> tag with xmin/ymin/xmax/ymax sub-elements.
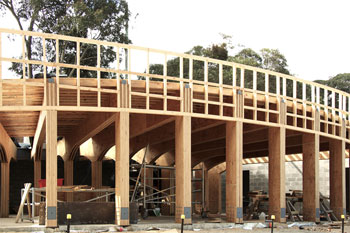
<box><xmin>268</xmin><ymin>98</ymin><xmax>286</xmax><ymax>223</ymax></box>
<box><xmin>0</xmin><ymin>162</ymin><xmax>9</xmax><ymax>217</ymax></box>
<box><xmin>303</xmin><ymin>109</ymin><xmax>320</xmax><ymax>222</ymax></box>
<box><xmin>226</xmin><ymin>89</ymin><xmax>243</xmax><ymax>223</ymax></box>
<box><xmin>64</xmin><ymin>160</ymin><xmax>73</xmax><ymax>201</ymax></box>
<box><xmin>46</xmin><ymin>79</ymin><xmax>58</xmax><ymax>227</ymax></box>
<box><xmin>329</xmin><ymin>118</ymin><xmax>346</xmax><ymax>219</ymax></box>
<box><xmin>175</xmin><ymin>84</ymin><xmax>191</xmax><ymax>224</ymax></box>
<box><xmin>115</xmin><ymin>80</ymin><xmax>129</xmax><ymax>226</ymax></box>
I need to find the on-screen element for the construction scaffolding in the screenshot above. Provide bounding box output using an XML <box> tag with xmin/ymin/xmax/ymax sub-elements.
<box><xmin>129</xmin><ymin>163</ymin><xmax>205</xmax><ymax>219</ymax></box>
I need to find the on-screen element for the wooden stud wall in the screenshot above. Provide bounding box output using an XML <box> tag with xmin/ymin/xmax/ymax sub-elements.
<box><xmin>0</xmin><ymin>28</ymin><xmax>348</xmax><ymax>144</ymax></box>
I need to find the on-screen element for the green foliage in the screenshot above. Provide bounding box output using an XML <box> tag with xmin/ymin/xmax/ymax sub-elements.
<box><xmin>315</xmin><ymin>73</ymin><xmax>350</xmax><ymax>94</ymax></box>
<box><xmin>0</xmin><ymin>0</ymin><xmax>130</xmax><ymax>78</ymax></box>
<box><xmin>145</xmin><ymin>38</ymin><xmax>291</xmax><ymax>91</ymax></box>
<box><xmin>260</xmin><ymin>48</ymin><xmax>290</xmax><ymax>75</ymax></box>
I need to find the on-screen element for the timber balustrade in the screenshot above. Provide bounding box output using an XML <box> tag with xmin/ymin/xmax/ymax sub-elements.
<box><xmin>0</xmin><ymin>28</ymin><xmax>349</xmax><ymax>142</ymax></box>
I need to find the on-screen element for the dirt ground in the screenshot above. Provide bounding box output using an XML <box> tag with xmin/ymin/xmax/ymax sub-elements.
<box><xmin>130</xmin><ymin>225</ymin><xmax>350</xmax><ymax>233</ymax></box>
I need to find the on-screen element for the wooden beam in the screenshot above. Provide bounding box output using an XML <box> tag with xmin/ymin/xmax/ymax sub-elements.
<box><xmin>115</xmin><ymin>112</ymin><xmax>129</xmax><ymax>226</ymax></box>
<box><xmin>0</xmin><ymin>123</ymin><xmax>16</xmax><ymax>163</ymax></box>
<box><xmin>46</xmin><ymin>80</ymin><xmax>58</xmax><ymax>228</ymax></box>
<box><xmin>226</xmin><ymin>120</ymin><xmax>243</xmax><ymax>223</ymax></box>
<box><xmin>79</xmin><ymin>114</ymin><xmax>175</xmax><ymax>161</ymax></box>
<box><xmin>0</xmin><ymin>162</ymin><xmax>9</xmax><ymax>217</ymax></box>
<box><xmin>175</xmin><ymin>116</ymin><xmax>191</xmax><ymax>224</ymax></box>
<box><xmin>58</xmin><ymin>112</ymin><xmax>116</xmax><ymax>161</ymax></box>
<box><xmin>31</xmin><ymin>111</ymin><xmax>46</xmax><ymax>159</ymax></box>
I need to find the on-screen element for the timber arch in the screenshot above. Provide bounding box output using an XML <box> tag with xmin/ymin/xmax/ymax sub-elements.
<box><xmin>0</xmin><ymin>28</ymin><xmax>349</xmax><ymax>227</ymax></box>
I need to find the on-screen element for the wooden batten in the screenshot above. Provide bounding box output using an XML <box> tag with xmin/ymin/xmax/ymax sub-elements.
<box><xmin>115</xmin><ymin>112</ymin><xmax>129</xmax><ymax>226</ymax></box>
<box><xmin>175</xmin><ymin>115</ymin><xmax>191</xmax><ymax>224</ymax></box>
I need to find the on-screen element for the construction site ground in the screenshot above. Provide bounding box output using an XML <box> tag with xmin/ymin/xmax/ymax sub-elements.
<box><xmin>1</xmin><ymin>215</ymin><xmax>350</xmax><ymax>233</ymax></box>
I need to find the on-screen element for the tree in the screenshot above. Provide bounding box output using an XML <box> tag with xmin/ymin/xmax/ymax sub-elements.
<box><xmin>315</xmin><ymin>73</ymin><xmax>350</xmax><ymax>94</ymax></box>
<box><xmin>145</xmin><ymin>37</ymin><xmax>291</xmax><ymax>91</ymax></box>
<box><xmin>231</xmin><ymin>48</ymin><xmax>262</xmax><ymax>68</ymax></box>
<box><xmin>0</xmin><ymin>0</ymin><xmax>130</xmax><ymax>78</ymax></box>
<box><xmin>260</xmin><ymin>48</ymin><xmax>290</xmax><ymax>75</ymax></box>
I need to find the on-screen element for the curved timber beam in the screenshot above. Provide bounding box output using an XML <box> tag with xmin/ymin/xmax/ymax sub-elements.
<box><xmin>58</xmin><ymin>112</ymin><xmax>115</xmax><ymax>161</ymax></box>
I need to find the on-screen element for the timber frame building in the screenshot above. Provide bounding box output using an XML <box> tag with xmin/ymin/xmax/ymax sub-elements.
<box><xmin>0</xmin><ymin>28</ymin><xmax>349</xmax><ymax>227</ymax></box>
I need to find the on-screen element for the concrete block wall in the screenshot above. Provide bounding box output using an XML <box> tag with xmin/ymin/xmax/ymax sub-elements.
<box><xmin>243</xmin><ymin>159</ymin><xmax>350</xmax><ymax>197</ymax></box>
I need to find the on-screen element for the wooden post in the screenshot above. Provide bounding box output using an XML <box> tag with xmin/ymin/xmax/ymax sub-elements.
<box><xmin>203</xmin><ymin>163</ymin><xmax>209</xmax><ymax>212</ymax></box>
<box><xmin>92</xmin><ymin>160</ymin><xmax>102</xmax><ymax>202</ymax></box>
<box><xmin>64</xmin><ymin>160</ymin><xmax>73</xmax><ymax>202</ymax></box>
<box><xmin>302</xmin><ymin>133</ymin><xmax>320</xmax><ymax>222</ymax></box>
<box><xmin>0</xmin><ymin>162</ymin><xmax>9</xmax><ymax>217</ymax></box>
<box><xmin>46</xmin><ymin>80</ymin><xmax>57</xmax><ymax>228</ymax></box>
<box><xmin>303</xmin><ymin>109</ymin><xmax>320</xmax><ymax>222</ymax></box>
<box><xmin>115</xmin><ymin>112</ymin><xmax>129</xmax><ymax>226</ymax></box>
<box><xmin>329</xmin><ymin>119</ymin><xmax>346</xmax><ymax>219</ymax></box>
<box><xmin>34</xmin><ymin>159</ymin><xmax>41</xmax><ymax>216</ymax></box>
<box><xmin>91</xmin><ymin>160</ymin><xmax>102</xmax><ymax>189</ymax></box>
<box><xmin>175</xmin><ymin>115</ymin><xmax>191</xmax><ymax>224</ymax></box>
<box><xmin>268</xmin><ymin>99</ymin><xmax>286</xmax><ymax>223</ymax></box>
<box><xmin>208</xmin><ymin>169</ymin><xmax>221</xmax><ymax>214</ymax></box>
<box><xmin>226</xmin><ymin>121</ymin><xmax>243</xmax><ymax>223</ymax></box>
<box><xmin>226</xmin><ymin>89</ymin><xmax>243</xmax><ymax>223</ymax></box>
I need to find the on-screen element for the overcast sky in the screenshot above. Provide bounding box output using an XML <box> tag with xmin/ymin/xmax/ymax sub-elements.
<box><xmin>1</xmin><ymin>0</ymin><xmax>349</xmax><ymax>81</ymax></box>
<box><xmin>128</xmin><ymin>0</ymin><xmax>350</xmax><ymax>81</ymax></box>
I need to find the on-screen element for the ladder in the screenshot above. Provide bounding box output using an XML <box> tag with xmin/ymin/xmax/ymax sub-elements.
<box><xmin>15</xmin><ymin>183</ymin><xmax>33</xmax><ymax>223</ymax></box>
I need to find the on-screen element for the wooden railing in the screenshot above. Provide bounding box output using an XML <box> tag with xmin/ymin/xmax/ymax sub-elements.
<box><xmin>0</xmin><ymin>28</ymin><xmax>349</xmax><ymax>141</ymax></box>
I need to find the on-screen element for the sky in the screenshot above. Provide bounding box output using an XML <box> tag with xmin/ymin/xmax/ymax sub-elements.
<box><xmin>127</xmin><ymin>0</ymin><xmax>350</xmax><ymax>81</ymax></box>
<box><xmin>1</xmin><ymin>0</ymin><xmax>349</xmax><ymax>81</ymax></box>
